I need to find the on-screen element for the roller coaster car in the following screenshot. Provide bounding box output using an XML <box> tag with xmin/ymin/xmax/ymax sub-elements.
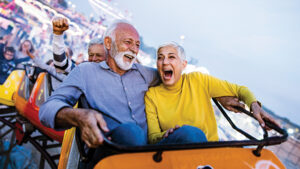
<box><xmin>0</xmin><ymin>69</ymin><xmax>24</xmax><ymax>168</ymax></box>
<box><xmin>0</xmin><ymin>70</ymin><xmax>24</xmax><ymax>106</ymax></box>
<box><xmin>24</xmin><ymin>72</ymin><xmax>64</xmax><ymax>142</ymax></box>
<box><xmin>14</xmin><ymin>65</ymin><xmax>35</xmax><ymax>117</ymax></box>
<box><xmin>12</xmin><ymin>64</ymin><xmax>64</xmax><ymax>169</ymax></box>
<box><xmin>58</xmin><ymin>99</ymin><xmax>288</xmax><ymax>169</ymax></box>
<box><xmin>0</xmin><ymin>69</ymin><xmax>24</xmax><ymax>152</ymax></box>
<box><xmin>14</xmin><ymin>66</ymin><xmax>64</xmax><ymax>143</ymax></box>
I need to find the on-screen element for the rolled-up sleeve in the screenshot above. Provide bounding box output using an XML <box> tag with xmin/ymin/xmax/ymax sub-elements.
<box><xmin>39</xmin><ymin>99</ymin><xmax>72</xmax><ymax>129</ymax></box>
<box><xmin>39</xmin><ymin>66</ymin><xmax>84</xmax><ymax>130</ymax></box>
<box><xmin>53</xmin><ymin>34</ymin><xmax>65</xmax><ymax>55</ymax></box>
<box><xmin>52</xmin><ymin>34</ymin><xmax>73</xmax><ymax>73</ymax></box>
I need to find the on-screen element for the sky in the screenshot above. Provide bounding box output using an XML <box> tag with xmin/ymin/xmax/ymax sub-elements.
<box><xmin>71</xmin><ymin>0</ymin><xmax>300</xmax><ymax>125</ymax></box>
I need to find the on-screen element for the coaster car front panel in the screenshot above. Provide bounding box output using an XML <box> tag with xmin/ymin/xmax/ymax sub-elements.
<box><xmin>0</xmin><ymin>70</ymin><xmax>24</xmax><ymax>106</ymax></box>
<box><xmin>94</xmin><ymin>147</ymin><xmax>285</xmax><ymax>169</ymax></box>
<box><xmin>24</xmin><ymin>72</ymin><xmax>65</xmax><ymax>142</ymax></box>
<box><xmin>14</xmin><ymin>72</ymin><xmax>64</xmax><ymax>142</ymax></box>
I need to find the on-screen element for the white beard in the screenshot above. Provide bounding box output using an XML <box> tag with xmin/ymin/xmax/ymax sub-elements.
<box><xmin>111</xmin><ymin>42</ymin><xmax>137</xmax><ymax>70</ymax></box>
<box><xmin>114</xmin><ymin>51</ymin><xmax>136</xmax><ymax>70</ymax></box>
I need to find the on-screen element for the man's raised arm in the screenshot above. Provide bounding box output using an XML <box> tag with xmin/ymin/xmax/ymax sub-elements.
<box><xmin>52</xmin><ymin>17</ymin><xmax>72</xmax><ymax>73</ymax></box>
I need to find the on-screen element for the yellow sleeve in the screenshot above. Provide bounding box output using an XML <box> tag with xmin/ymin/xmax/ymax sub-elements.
<box><xmin>196</xmin><ymin>72</ymin><xmax>257</xmax><ymax>108</ymax></box>
<box><xmin>236</xmin><ymin>86</ymin><xmax>257</xmax><ymax>108</ymax></box>
<box><xmin>145</xmin><ymin>89</ymin><xmax>166</xmax><ymax>144</ymax></box>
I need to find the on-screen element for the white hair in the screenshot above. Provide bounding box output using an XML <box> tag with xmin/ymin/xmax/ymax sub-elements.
<box><xmin>104</xmin><ymin>20</ymin><xmax>131</xmax><ymax>42</ymax></box>
<box><xmin>103</xmin><ymin>20</ymin><xmax>132</xmax><ymax>55</ymax></box>
<box><xmin>157</xmin><ymin>42</ymin><xmax>186</xmax><ymax>60</ymax></box>
<box><xmin>88</xmin><ymin>38</ymin><xmax>103</xmax><ymax>50</ymax></box>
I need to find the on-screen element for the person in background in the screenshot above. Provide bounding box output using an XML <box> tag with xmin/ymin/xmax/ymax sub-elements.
<box><xmin>0</xmin><ymin>26</ymin><xmax>19</xmax><ymax>60</ymax></box>
<box><xmin>145</xmin><ymin>42</ymin><xmax>280</xmax><ymax>145</ymax></box>
<box><xmin>65</xmin><ymin>47</ymin><xmax>74</xmax><ymax>60</ymax></box>
<box><xmin>27</xmin><ymin>17</ymin><xmax>106</xmax><ymax>90</ymax></box>
<box><xmin>0</xmin><ymin>46</ymin><xmax>16</xmax><ymax>84</ymax></box>
<box><xmin>26</xmin><ymin>50</ymin><xmax>65</xmax><ymax>90</ymax></box>
<box><xmin>51</xmin><ymin>17</ymin><xmax>75</xmax><ymax>74</ymax></box>
<box><xmin>87</xmin><ymin>38</ymin><xmax>105</xmax><ymax>63</ymax></box>
<box><xmin>0</xmin><ymin>35</ymin><xmax>12</xmax><ymax>60</ymax></box>
<box><xmin>52</xmin><ymin>17</ymin><xmax>106</xmax><ymax>72</ymax></box>
<box><xmin>15</xmin><ymin>40</ymin><xmax>34</xmax><ymax>68</ymax></box>
<box><xmin>0</xmin><ymin>36</ymin><xmax>8</xmax><ymax>60</ymax></box>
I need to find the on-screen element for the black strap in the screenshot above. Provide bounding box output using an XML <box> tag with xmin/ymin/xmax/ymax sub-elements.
<box><xmin>54</xmin><ymin>58</ymin><xmax>69</xmax><ymax>71</ymax></box>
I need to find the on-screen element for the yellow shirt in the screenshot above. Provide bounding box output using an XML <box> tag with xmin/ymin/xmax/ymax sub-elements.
<box><xmin>145</xmin><ymin>72</ymin><xmax>257</xmax><ymax>144</ymax></box>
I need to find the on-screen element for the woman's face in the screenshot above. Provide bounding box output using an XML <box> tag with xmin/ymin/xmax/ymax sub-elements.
<box><xmin>22</xmin><ymin>41</ymin><xmax>31</xmax><ymax>51</ymax></box>
<box><xmin>157</xmin><ymin>45</ymin><xmax>187</xmax><ymax>86</ymax></box>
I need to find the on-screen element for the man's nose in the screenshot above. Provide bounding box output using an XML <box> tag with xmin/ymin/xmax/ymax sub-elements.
<box><xmin>92</xmin><ymin>55</ymin><xmax>97</xmax><ymax>61</ymax></box>
<box><xmin>129</xmin><ymin>44</ymin><xmax>138</xmax><ymax>54</ymax></box>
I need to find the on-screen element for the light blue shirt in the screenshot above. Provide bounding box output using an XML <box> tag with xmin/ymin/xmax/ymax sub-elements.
<box><xmin>39</xmin><ymin>61</ymin><xmax>160</xmax><ymax>134</ymax></box>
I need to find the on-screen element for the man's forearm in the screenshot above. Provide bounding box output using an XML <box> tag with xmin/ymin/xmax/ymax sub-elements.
<box><xmin>55</xmin><ymin>107</ymin><xmax>81</xmax><ymax>129</ymax></box>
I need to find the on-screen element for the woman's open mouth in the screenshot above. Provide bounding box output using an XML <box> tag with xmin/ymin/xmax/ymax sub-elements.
<box><xmin>163</xmin><ymin>70</ymin><xmax>173</xmax><ymax>80</ymax></box>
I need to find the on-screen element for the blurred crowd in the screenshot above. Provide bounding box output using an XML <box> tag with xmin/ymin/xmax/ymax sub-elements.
<box><xmin>0</xmin><ymin>0</ymin><xmax>107</xmax><ymax>84</ymax></box>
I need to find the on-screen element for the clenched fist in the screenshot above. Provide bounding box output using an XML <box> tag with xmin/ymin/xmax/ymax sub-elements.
<box><xmin>52</xmin><ymin>17</ymin><xmax>69</xmax><ymax>35</ymax></box>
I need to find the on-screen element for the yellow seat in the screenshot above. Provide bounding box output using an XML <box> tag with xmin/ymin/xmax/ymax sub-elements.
<box><xmin>0</xmin><ymin>70</ymin><xmax>25</xmax><ymax>106</ymax></box>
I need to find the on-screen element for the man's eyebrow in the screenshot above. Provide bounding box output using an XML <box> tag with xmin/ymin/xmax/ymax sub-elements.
<box><xmin>123</xmin><ymin>38</ymin><xmax>134</xmax><ymax>41</ymax></box>
<box><xmin>123</xmin><ymin>38</ymin><xmax>140</xmax><ymax>42</ymax></box>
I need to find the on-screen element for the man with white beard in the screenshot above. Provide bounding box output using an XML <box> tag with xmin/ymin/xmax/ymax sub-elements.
<box><xmin>39</xmin><ymin>21</ymin><xmax>160</xmax><ymax>149</ymax></box>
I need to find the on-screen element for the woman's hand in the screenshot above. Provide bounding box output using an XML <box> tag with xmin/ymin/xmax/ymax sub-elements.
<box><xmin>163</xmin><ymin>125</ymin><xmax>180</xmax><ymax>138</ymax></box>
<box><xmin>216</xmin><ymin>96</ymin><xmax>245</xmax><ymax>113</ymax></box>
<box><xmin>26</xmin><ymin>49</ymin><xmax>35</xmax><ymax>59</ymax></box>
<box><xmin>251</xmin><ymin>101</ymin><xmax>281</xmax><ymax>130</ymax></box>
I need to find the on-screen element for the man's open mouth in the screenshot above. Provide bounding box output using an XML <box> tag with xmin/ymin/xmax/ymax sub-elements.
<box><xmin>124</xmin><ymin>54</ymin><xmax>134</xmax><ymax>61</ymax></box>
<box><xmin>163</xmin><ymin>70</ymin><xmax>173</xmax><ymax>80</ymax></box>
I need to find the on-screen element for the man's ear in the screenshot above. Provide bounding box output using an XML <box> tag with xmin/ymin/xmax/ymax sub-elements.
<box><xmin>104</xmin><ymin>37</ymin><xmax>112</xmax><ymax>50</ymax></box>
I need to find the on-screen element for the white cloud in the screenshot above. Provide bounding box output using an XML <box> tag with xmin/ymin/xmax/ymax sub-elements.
<box><xmin>183</xmin><ymin>64</ymin><xmax>210</xmax><ymax>74</ymax></box>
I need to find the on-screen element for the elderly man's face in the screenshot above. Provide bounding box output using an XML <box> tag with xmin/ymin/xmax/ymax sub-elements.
<box><xmin>88</xmin><ymin>44</ymin><xmax>105</xmax><ymax>62</ymax></box>
<box><xmin>157</xmin><ymin>46</ymin><xmax>187</xmax><ymax>86</ymax></box>
<box><xmin>110</xmin><ymin>23</ymin><xmax>140</xmax><ymax>70</ymax></box>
